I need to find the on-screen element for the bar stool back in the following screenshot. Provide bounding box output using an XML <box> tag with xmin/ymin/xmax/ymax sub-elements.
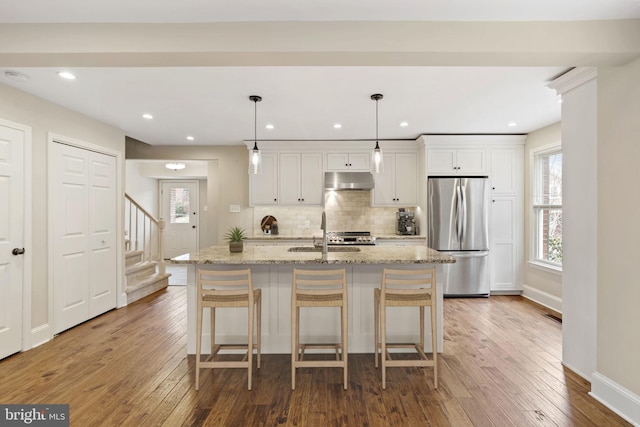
<box><xmin>374</xmin><ymin>267</ymin><xmax>437</xmax><ymax>389</ymax></box>
<box><xmin>291</xmin><ymin>268</ymin><xmax>348</xmax><ymax>390</ymax></box>
<box><xmin>196</xmin><ymin>268</ymin><xmax>261</xmax><ymax>390</ymax></box>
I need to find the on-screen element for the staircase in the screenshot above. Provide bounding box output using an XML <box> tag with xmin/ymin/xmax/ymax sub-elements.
<box><xmin>125</xmin><ymin>250</ymin><xmax>171</xmax><ymax>304</ymax></box>
<box><xmin>125</xmin><ymin>193</ymin><xmax>171</xmax><ymax>304</ymax></box>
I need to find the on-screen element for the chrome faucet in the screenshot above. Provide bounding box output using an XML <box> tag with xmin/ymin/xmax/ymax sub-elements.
<box><xmin>321</xmin><ymin>211</ymin><xmax>328</xmax><ymax>256</ymax></box>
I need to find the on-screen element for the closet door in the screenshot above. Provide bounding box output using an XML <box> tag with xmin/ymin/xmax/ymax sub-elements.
<box><xmin>53</xmin><ymin>143</ymin><xmax>116</xmax><ymax>333</ymax></box>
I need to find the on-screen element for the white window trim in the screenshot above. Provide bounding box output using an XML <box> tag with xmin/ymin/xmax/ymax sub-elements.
<box><xmin>529</xmin><ymin>142</ymin><xmax>563</xmax><ymax>271</ymax></box>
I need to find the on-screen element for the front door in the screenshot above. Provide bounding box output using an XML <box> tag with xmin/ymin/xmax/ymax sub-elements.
<box><xmin>0</xmin><ymin>122</ymin><xmax>25</xmax><ymax>359</ymax></box>
<box><xmin>161</xmin><ymin>181</ymin><xmax>199</xmax><ymax>259</ymax></box>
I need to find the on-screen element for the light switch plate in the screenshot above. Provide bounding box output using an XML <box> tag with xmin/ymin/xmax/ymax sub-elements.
<box><xmin>304</xmin><ymin>220</ymin><xmax>310</xmax><ymax>228</ymax></box>
<box><xmin>229</xmin><ymin>204</ymin><xmax>241</xmax><ymax>213</ymax></box>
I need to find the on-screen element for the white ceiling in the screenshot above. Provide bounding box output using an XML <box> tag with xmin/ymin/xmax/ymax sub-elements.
<box><xmin>2</xmin><ymin>0</ymin><xmax>640</xmax><ymax>23</ymax></box>
<box><xmin>1</xmin><ymin>0</ymin><xmax>639</xmax><ymax>146</ymax></box>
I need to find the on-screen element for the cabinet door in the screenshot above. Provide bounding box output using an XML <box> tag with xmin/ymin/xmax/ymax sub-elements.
<box><xmin>490</xmin><ymin>195</ymin><xmax>518</xmax><ymax>291</ymax></box>
<box><xmin>278</xmin><ymin>153</ymin><xmax>302</xmax><ymax>205</ymax></box>
<box><xmin>490</xmin><ymin>147</ymin><xmax>518</xmax><ymax>194</ymax></box>
<box><xmin>456</xmin><ymin>149</ymin><xmax>487</xmax><ymax>175</ymax></box>
<box><xmin>427</xmin><ymin>149</ymin><xmax>456</xmax><ymax>175</ymax></box>
<box><xmin>250</xmin><ymin>153</ymin><xmax>278</xmax><ymax>205</ymax></box>
<box><xmin>347</xmin><ymin>152</ymin><xmax>371</xmax><ymax>171</ymax></box>
<box><xmin>373</xmin><ymin>153</ymin><xmax>396</xmax><ymax>205</ymax></box>
<box><xmin>394</xmin><ymin>153</ymin><xmax>417</xmax><ymax>205</ymax></box>
<box><xmin>300</xmin><ymin>153</ymin><xmax>324</xmax><ymax>205</ymax></box>
<box><xmin>326</xmin><ymin>153</ymin><xmax>350</xmax><ymax>171</ymax></box>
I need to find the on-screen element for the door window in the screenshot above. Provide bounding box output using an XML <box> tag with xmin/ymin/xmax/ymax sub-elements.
<box><xmin>170</xmin><ymin>187</ymin><xmax>190</xmax><ymax>224</ymax></box>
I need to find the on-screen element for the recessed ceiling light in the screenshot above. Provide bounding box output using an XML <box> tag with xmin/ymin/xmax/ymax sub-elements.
<box><xmin>57</xmin><ymin>71</ymin><xmax>76</xmax><ymax>80</ymax></box>
<box><xmin>265</xmin><ymin>124</ymin><xmax>274</xmax><ymax>130</ymax></box>
<box><xmin>4</xmin><ymin>71</ymin><xmax>29</xmax><ymax>83</ymax></box>
<box><xmin>186</xmin><ymin>136</ymin><xmax>194</xmax><ymax>141</ymax></box>
<box><xmin>507</xmin><ymin>122</ymin><xmax>517</xmax><ymax>127</ymax></box>
<box><xmin>142</xmin><ymin>113</ymin><xmax>153</xmax><ymax>120</ymax></box>
<box><xmin>400</xmin><ymin>121</ymin><xmax>409</xmax><ymax>127</ymax></box>
<box><xmin>333</xmin><ymin>123</ymin><xmax>342</xmax><ymax>129</ymax></box>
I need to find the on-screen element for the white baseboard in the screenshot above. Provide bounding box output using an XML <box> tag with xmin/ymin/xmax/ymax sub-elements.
<box><xmin>30</xmin><ymin>323</ymin><xmax>52</xmax><ymax>349</ymax></box>
<box><xmin>522</xmin><ymin>284</ymin><xmax>563</xmax><ymax>313</ymax></box>
<box><xmin>590</xmin><ymin>371</ymin><xmax>640</xmax><ymax>426</ymax></box>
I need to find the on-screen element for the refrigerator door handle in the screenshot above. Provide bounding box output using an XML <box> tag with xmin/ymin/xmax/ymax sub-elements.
<box><xmin>455</xmin><ymin>183</ymin><xmax>463</xmax><ymax>243</ymax></box>
<box><xmin>460</xmin><ymin>183</ymin><xmax>467</xmax><ymax>243</ymax></box>
<box><xmin>445</xmin><ymin>251</ymin><xmax>489</xmax><ymax>258</ymax></box>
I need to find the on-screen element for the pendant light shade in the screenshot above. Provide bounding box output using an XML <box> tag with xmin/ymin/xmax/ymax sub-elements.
<box><xmin>248</xmin><ymin>95</ymin><xmax>263</xmax><ymax>175</ymax></box>
<box><xmin>371</xmin><ymin>94</ymin><xmax>384</xmax><ymax>174</ymax></box>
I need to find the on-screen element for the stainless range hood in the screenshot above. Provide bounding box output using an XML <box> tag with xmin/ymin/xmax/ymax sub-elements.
<box><xmin>324</xmin><ymin>172</ymin><xmax>375</xmax><ymax>191</ymax></box>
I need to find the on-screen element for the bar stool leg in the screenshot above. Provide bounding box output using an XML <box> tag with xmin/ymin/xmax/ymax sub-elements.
<box><xmin>374</xmin><ymin>291</ymin><xmax>379</xmax><ymax>368</ymax></box>
<box><xmin>196</xmin><ymin>303</ymin><xmax>203</xmax><ymax>391</ymax></box>
<box><xmin>291</xmin><ymin>298</ymin><xmax>297</xmax><ymax>390</ymax></box>
<box><xmin>431</xmin><ymin>303</ymin><xmax>438</xmax><ymax>389</ymax></box>
<box><xmin>419</xmin><ymin>306</ymin><xmax>425</xmax><ymax>352</ymax></box>
<box><xmin>342</xmin><ymin>301</ymin><xmax>348</xmax><ymax>390</ymax></box>
<box><xmin>248</xmin><ymin>298</ymin><xmax>254</xmax><ymax>390</ymax></box>
<box><xmin>256</xmin><ymin>295</ymin><xmax>262</xmax><ymax>369</ymax></box>
<box><xmin>381</xmin><ymin>303</ymin><xmax>387</xmax><ymax>389</ymax></box>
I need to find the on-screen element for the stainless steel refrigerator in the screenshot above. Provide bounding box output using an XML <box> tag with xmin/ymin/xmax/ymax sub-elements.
<box><xmin>428</xmin><ymin>177</ymin><xmax>490</xmax><ymax>297</ymax></box>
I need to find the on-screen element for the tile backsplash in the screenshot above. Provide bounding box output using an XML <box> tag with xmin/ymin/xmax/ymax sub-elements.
<box><xmin>253</xmin><ymin>191</ymin><xmax>414</xmax><ymax>237</ymax></box>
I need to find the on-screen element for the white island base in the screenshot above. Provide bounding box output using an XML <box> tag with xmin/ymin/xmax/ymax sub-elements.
<box><xmin>183</xmin><ymin>263</ymin><xmax>444</xmax><ymax>355</ymax></box>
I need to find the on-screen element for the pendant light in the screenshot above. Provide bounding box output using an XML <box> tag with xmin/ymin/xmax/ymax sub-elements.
<box><xmin>371</xmin><ymin>93</ymin><xmax>384</xmax><ymax>173</ymax></box>
<box><xmin>248</xmin><ymin>95</ymin><xmax>263</xmax><ymax>175</ymax></box>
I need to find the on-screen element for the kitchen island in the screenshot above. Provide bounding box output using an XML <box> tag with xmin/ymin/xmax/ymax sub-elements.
<box><xmin>171</xmin><ymin>245</ymin><xmax>454</xmax><ymax>354</ymax></box>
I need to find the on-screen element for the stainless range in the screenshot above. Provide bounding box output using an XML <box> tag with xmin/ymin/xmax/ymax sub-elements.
<box><xmin>326</xmin><ymin>231</ymin><xmax>376</xmax><ymax>246</ymax></box>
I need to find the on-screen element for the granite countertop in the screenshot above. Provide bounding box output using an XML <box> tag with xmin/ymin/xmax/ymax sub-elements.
<box><xmin>170</xmin><ymin>245</ymin><xmax>454</xmax><ymax>265</ymax></box>
<box><xmin>246</xmin><ymin>234</ymin><xmax>426</xmax><ymax>241</ymax></box>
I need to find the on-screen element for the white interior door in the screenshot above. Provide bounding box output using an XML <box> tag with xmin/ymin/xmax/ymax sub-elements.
<box><xmin>53</xmin><ymin>143</ymin><xmax>116</xmax><ymax>334</ymax></box>
<box><xmin>0</xmin><ymin>124</ymin><xmax>25</xmax><ymax>359</ymax></box>
<box><xmin>161</xmin><ymin>181</ymin><xmax>199</xmax><ymax>259</ymax></box>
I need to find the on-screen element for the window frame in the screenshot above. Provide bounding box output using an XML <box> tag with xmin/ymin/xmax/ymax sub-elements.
<box><xmin>530</xmin><ymin>144</ymin><xmax>563</xmax><ymax>270</ymax></box>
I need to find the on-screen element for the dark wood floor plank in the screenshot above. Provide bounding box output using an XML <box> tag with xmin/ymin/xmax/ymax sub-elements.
<box><xmin>0</xmin><ymin>288</ymin><xmax>631</xmax><ymax>427</ymax></box>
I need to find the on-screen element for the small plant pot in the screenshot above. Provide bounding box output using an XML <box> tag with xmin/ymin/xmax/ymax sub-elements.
<box><xmin>229</xmin><ymin>241</ymin><xmax>244</xmax><ymax>253</ymax></box>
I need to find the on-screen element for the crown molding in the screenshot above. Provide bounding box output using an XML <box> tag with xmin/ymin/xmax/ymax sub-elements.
<box><xmin>547</xmin><ymin>67</ymin><xmax>597</xmax><ymax>95</ymax></box>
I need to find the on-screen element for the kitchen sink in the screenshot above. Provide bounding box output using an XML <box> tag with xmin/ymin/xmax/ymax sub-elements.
<box><xmin>287</xmin><ymin>246</ymin><xmax>361</xmax><ymax>253</ymax></box>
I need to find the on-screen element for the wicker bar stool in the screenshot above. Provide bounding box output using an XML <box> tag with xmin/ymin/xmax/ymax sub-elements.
<box><xmin>291</xmin><ymin>268</ymin><xmax>348</xmax><ymax>390</ymax></box>
<box><xmin>374</xmin><ymin>267</ymin><xmax>437</xmax><ymax>389</ymax></box>
<box><xmin>195</xmin><ymin>268</ymin><xmax>261</xmax><ymax>391</ymax></box>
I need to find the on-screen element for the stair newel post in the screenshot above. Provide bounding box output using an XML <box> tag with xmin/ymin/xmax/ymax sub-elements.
<box><xmin>158</xmin><ymin>217</ymin><xmax>166</xmax><ymax>275</ymax></box>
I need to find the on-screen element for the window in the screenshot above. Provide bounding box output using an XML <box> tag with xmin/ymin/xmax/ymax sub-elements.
<box><xmin>169</xmin><ymin>187</ymin><xmax>190</xmax><ymax>224</ymax></box>
<box><xmin>533</xmin><ymin>148</ymin><xmax>562</xmax><ymax>266</ymax></box>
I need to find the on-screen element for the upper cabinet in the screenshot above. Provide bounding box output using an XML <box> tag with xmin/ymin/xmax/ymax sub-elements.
<box><xmin>278</xmin><ymin>153</ymin><xmax>324</xmax><ymax>205</ymax></box>
<box><xmin>490</xmin><ymin>147</ymin><xmax>521</xmax><ymax>194</ymax></box>
<box><xmin>249</xmin><ymin>152</ymin><xmax>279</xmax><ymax>206</ymax></box>
<box><xmin>373</xmin><ymin>152</ymin><xmax>417</xmax><ymax>206</ymax></box>
<box><xmin>326</xmin><ymin>152</ymin><xmax>371</xmax><ymax>171</ymax></box>
<box><xmin>426</xmin><ymin>148</ymin><xmax>487</xmax><ymax>175</ymax></box>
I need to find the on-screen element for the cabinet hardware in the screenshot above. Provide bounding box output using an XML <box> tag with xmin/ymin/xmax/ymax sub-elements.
<box><xmin>12</xmin><ymin>248</ymin><xmax>25</xmax><ymax>255</ymax></box>
<box><xmin>192</xmin><ymin>225</ymin><xmax>196</xmax><ymax>229</ymax></box>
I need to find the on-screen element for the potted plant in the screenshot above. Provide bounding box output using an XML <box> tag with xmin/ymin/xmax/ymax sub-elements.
<box><xmin>225</xmin><ymin>226</ymin><xmax>247</xmax><ymax>253</ymax></box>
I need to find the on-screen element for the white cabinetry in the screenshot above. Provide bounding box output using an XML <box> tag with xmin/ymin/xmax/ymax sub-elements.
<box><xmin>427</xmin><ymin>148</ymin><xmax>487</xmax><ymax>175</ymax></box>
<box><xmin>373</xmin><ymin>153</ymin><xmax>417</xmax><ymax>206</ymax></box>
<box><xmin>250</xmin><ymin>153</ymin><xmax>323</xmax><ymax>206</ymax></box>
<box><xmin>326</xmin><ymin>152</ymin><xmax>370</xmax><ymax>171</ymax></box>
<box><xmin>488</xmin><ymin>145</ymin><xmax>523</xmax><ymax>293</ymax></box>
<box><xmin>278</xmin><ymin>153</ymin><xmax>323</xmax><ymax>205</ymax></box>
<box><xmin>419</xmin><ymin>135</ymin><xmax>524</xmax><ymax>294</ymax></box>
<box><xmin>249</xmin><ymin>153</ymin><xmax>278</xmax><ymax>206</ymax></box>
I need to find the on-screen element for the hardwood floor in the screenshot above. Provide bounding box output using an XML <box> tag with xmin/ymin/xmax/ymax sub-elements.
<box><xmin>0</xmin><ymin>287</ymin><xmax>630</xmax><ymax>426</ymax></box>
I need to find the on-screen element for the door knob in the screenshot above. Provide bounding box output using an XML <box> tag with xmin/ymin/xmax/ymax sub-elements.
<box><xmin>12</xmin><ymin>248</ymin><xmax>25</xmax><ymax>255</ymax></box>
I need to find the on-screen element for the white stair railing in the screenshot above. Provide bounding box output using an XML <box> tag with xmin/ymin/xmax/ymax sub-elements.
<box><xmin>125</xmin><ymin>193</ymin><xmax>166</xmax><ymax>275</ymax></box>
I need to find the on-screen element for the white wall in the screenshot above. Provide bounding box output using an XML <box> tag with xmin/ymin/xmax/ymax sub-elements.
<box><xmin>591</xmin><ymin>57</ymin><xmax>640</xmax><ymax>421</ymax></box>
<box><xmin>125</xmin><ymin>161</ymin><xmax>158</xmax><ymax>215</ymax></box>
<box><xmin>523</xmin><ymin>123</ymin><xmax>563</xmax><ymax>312</ymax></box>
<box><xmin>0</xmin><ymin>82</ymin><xmax>125</xmax><ymax>342</ymax></box>
<box><xmin>549</xmin><ymin>69</ymin><xmax>598</xmax><ymax>381</ymax></box>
